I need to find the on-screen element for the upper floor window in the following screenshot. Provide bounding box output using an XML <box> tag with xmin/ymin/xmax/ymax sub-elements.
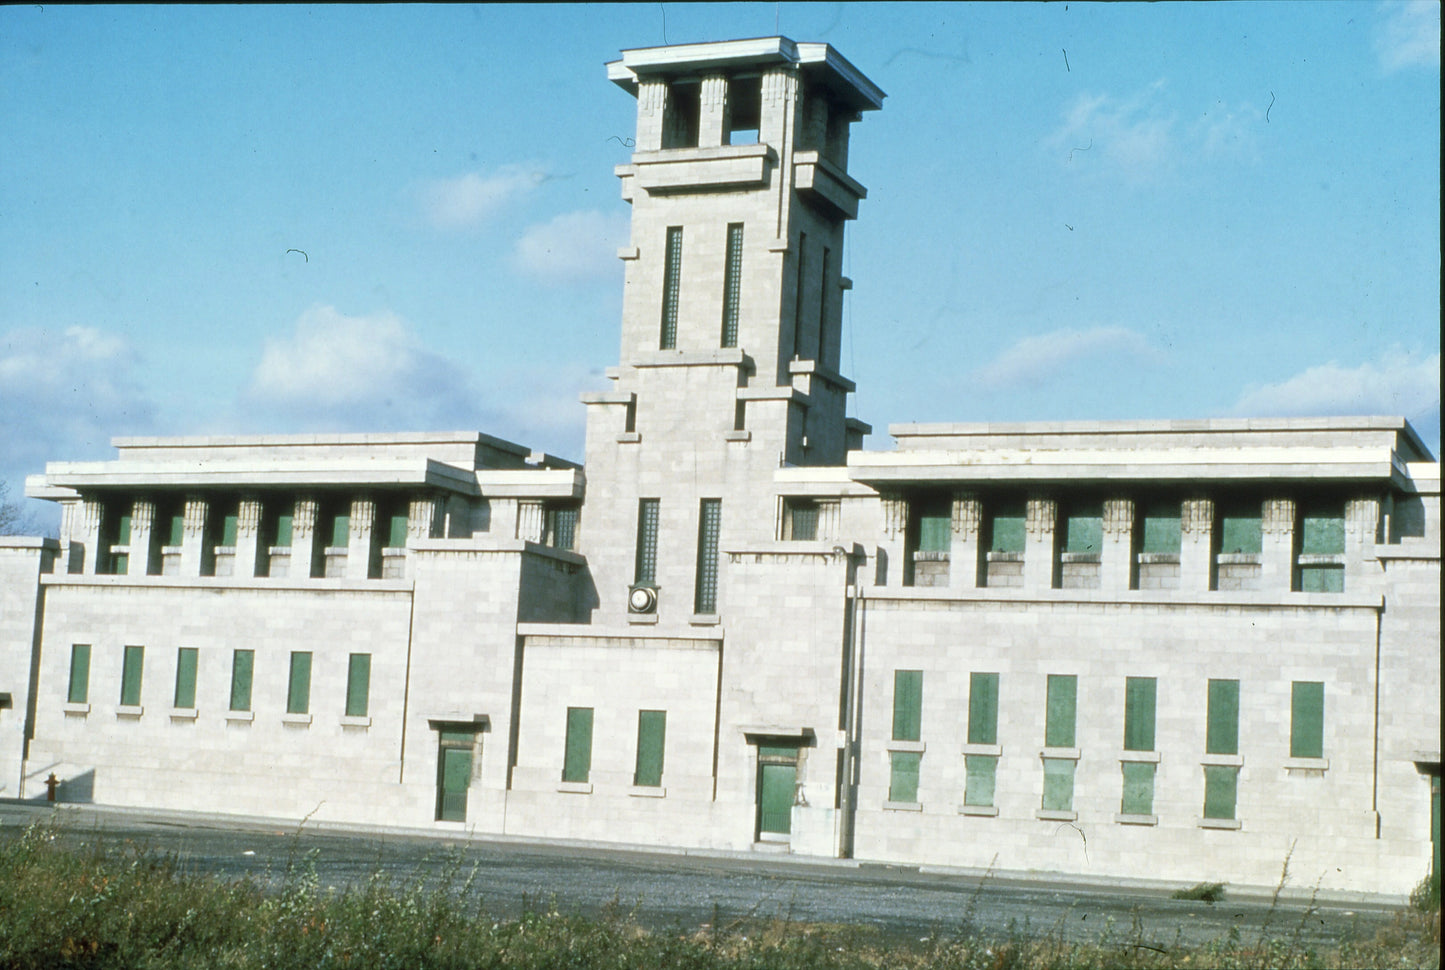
<box><xmin>661</xmin><ymin>81</ymin><xmax>699</xmax><ymax>149</ymax></box>
<box><xmin>544</xmin><ymin>504</ymin><xmax>579</xmax><ymax>551</ymax></box>
<box><xmin>726</xmin><ymin>76</ymin><xmax>761</xmax><ymax>145</ymax></box>
<box><xmin>634</xmin><ymin>499</ymin><xmax>660</xmax><ymax>586</ymax></box>
<box><xmin>660</xmin><ymin>227</ymin><xmax>683</xmax><ymax>349</ymax></box>
<box><xmin>720</xmin><ymin>223</ymin><xmax>744</xmax><ymax>348</ymax></box>
<box><xmin>1296</xmin><ymin>501</ymin><xmax>1345</xmax><ymax>592</ymax></box>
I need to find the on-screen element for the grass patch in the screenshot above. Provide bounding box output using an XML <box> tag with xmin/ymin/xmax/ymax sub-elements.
<box><xmin>1</xmin><ymin>820</ymin><xmax>1438</xmax><ymax>969</ymax></box>
<box><xmin>1170</xmin><ymin>881</ymin><xmax>1226</xmax><ymax>903</ymax></box>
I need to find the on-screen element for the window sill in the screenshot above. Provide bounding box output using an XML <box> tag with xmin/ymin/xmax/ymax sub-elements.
<box><xmin>912</xmin><ymin>551</ymin><xmax>949</xmax><ymax>562</ymax></box>
<box><xmin>282</xmin><ymin>713</ymin><xmax>312</xmax><ymax>726</ymax></box>
<box><xmin>1198</xmin><ymin>817</ymin><xmax>1242</xmax><ymax>830</ymax></box>
<box><xmin>340</xmin><ymin>715</ymin><xmax>372</xmax><ymax>728</ymax></box>
<box><xmin>557</xmin><ymin>781</ymin><xmax>593</xmax><ymax>794</ymax></box>
<box><xmin>961</xmin><ymin>743</ymin><xmax>1002</xmax><ymax>757</ymax></box>
<box><xmin>170</xmin><ymin>707</ymin><xmax>199</xmax><ymax>721</ymax></box>
<box><xmin>1284</xmin><ymin>757</ymin><xmax>1328</xmax><ymax>772</ymax></box>
<box><xmin>1040</xmin><ymin>747</ymin><xmax>1081</xmax><ymax>761</ymax></box>
<box><xmin>627</xmin><ymin>612</ymin><xmax>659</xmax><ymax>625</ymax></box>
<box><xmin>723</xmin><ymin>431</ymin><xmax>751</xmax><ymax>442</ymax></box>
<box><xmin>116</xmin><ymin>705</ymin><xmax>144</xmax><ymax>719</ymax></box>
<box><xmin>1215</xmin><ymin>553</ymin><xmax>1260</xmax><ymax>565</ymax></box>
<box><xmin>225</xmin><ymin>710</ymin><xmax>254</xmax><ymax>723</ymax></box>
<box><xmin>628</xmin><ymin>786</ymin><xmax>666</xmax><ymax>798</ymax></box>
<box><xmin>689</xmin><ymin>613</ymin><xmax>721</xmax><ymax>626</ymax></box>
<box><xmin>63</xmin><ymin>702</ymin><xmax>91</xmax><ymax>716</ymax></box>
<box><xmin>1059</xmin><ymin>552</ymin><xmax>1100</xmax><ymax>564</ymax></box>
<box><xmin>883</xmin><ymin>800</ymin><xmax>922</xmax><ymax>812</ymax></box>
<box><xmin>616</xmin><ymin>246</ymin><xmax>639</xmax><ymax>260</ymax></box>
<box><xmin>1136</xmin><ymin>553</ymin><xmax>1180</xmax><ymax>564</ymax></box>
<box><xmin>985</xmin><ymin>551</ymin><xmax>1024</xmax><ymax>562</ymax></box>
<box><xmin>1296</xmin><ymin>554</ymin><xmax>1344</xmax><ymax>566</ymax></box>
<box><xmin>616</xmin><ymin>432</ymin><xmax>641</xmax><ymax>444</ymax></box>
<box><xmin>1120</xmin><ymin>750</ymin><xmax>1161</xmax><ymax>763</ymax></box>
<box><xmin>1115</xmin><ymin>813</ymin><xmax>1158</xmax><ymax>826</ymax></box>
<box><xmin>1200</xmin><ymin>754</ymin><xmax>1243</xmax><ymax>767</ymax></box>
<box><xmin>958</xmin><ymin>804</ymin><xmax>998</xmax><ymax>817</ymax></box>
<box><xmin>1036</xmin><ymin>809</ymin><xmax>1077</xmax><ymax>822</ymax></box>
<box><xmin>888</xmin><ymin>740</ymin><xmax>926</xmax><ymax>754</ymax></box>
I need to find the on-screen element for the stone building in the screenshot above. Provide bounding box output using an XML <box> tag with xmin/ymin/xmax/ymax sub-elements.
<box><xmin>2</xmin><ymin>37</ymin><xmax>1438</xmax><ymax>898</ymax></box>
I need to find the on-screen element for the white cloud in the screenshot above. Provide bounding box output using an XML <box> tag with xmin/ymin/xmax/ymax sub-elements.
<box><xmin>973</xmin><ymin>326</ymin><xmax>1162</xmax><ymax>390</ymax></box>
<box><xmin>419</xmin><ymin>167</ymin><xmax>545</xmax><ymax>230</ymax></box>
<box><xmin>1230</xmin><ymin>351</ymin><xmax>1441</xmax><ymax>423</ymax></box>
<box><xmin>243</xmin><ymin>305</ymin><xmax>481</xmax><ymax>430</ymax></box>
<box><xmin>1375</xmin><ymin>1</ymin><xmax>1441</xmax><ymax>72</ymax></box>
<box><xmin>514</xmin><ymin>209</ymin><xmax>629</xmax><ymax>282</ymax></box>
<box><xmin>1048</xmin><ymin>82</ymin><xmax>1175</xmax><ymax>177</ymax></box>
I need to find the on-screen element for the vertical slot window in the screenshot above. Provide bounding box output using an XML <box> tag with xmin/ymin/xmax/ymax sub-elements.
<box><xmin>562</xmin><ymin>706</ymin><xmax>594</xmax><ymax>783</ymax></box>
<box><xmin>286</xmin><ymin>651</ymin><xmax>312</xmax><ymax>715</ymax></box>
<box><xmin>660</xmin><ymin>227</ymin><xmax>683</xmax><ymax>349</ymax></box>
<box><xmin>229</xmin><ymin>650</ymin><xmax>254</xmax><ymax>712</ymax></box>
<box><xmin>67</xmin><ymin>644</ymin><xmax>91</xmax><ymax>704</ymax></box>
<box><xmin>817</xmin><ymin>246</ymin><xmax>832</xmax><ymax>364</ymax></box>
<box><xmin>892</xmin><ymin>670</ymin><xmax>923</xmax><ymax>742</ymax></box>
<box><xmin>633</xmin><ymin>710</ymin><xmax>666</xmax><ymax>787</ymax></box>
<box><xmin>1290</xmin><ymin>681</ymin><xmax>1324</xmax><ymax>759</ymax></box>
<box><xmin>694</xmin><ymin>499</ymin><xmax>721</xmax><ymax>614</ymax></box>
<box><xmin>720</xmin><ymin>223</ymin><xmax>744</xmax><ymax>347</ymax></box>
<box><xmin>634</xmin><ymin>499</ymin><xmax>659</xmax><ymax>585</ymax></box>
<box><xmin>1297</xmin><ymin>502</ymin><xmax>1345</xmax><ymax>592</ymax></box>
<box><xmin>1206</xmin><ymin>679</ymin><xmax>1240</xmax><ymax>755</ymax></box>
<box><xmin>119</xmin><ymin>645</ymin><xmax>144</xmax><ymax>707</ymax></box>
<box><xmin>346</xmin><ymin>653</ymin><xmax>372</xmax><ymax>718</ymax></box>
<box><xmin>173</xmin><ymin>647</ymin><xmax>198</xmax><ymax>709</ymax></box>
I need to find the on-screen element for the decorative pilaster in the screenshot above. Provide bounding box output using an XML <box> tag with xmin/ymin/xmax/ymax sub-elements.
<box><xmin>1101</xmin><ymin>497</ymin><xmax>1135</xmax><ymax>592</ymax></box>
<box><xmin>178</xmin><ymin>495</ymin><xmax>208</xmax><ymax>577</ymax></box>
<box><xmin>950</xmin><ymin>491</ymin><xmax>982</xmax><ymax>588</ymax></box>
<box><xmin>635</xmin><ymin>79</ymin><xmax>668</xmax><ymax>152</ymax></box>
<box><xmin>291</xmin><ymin>495</ymin><xmax>319</xmax><ymax>579</ymax></box>
<box><xmin>237</xmin><ymin>495</ymin><xmax>263</xmax><ymax>578</ymax></box>
<box><xmin>1024</xmin><ymin>496</ymin><xmax>1058</xmax><ymax>589</ymax></box>
<box><xmin>877</xmin><ymin>491</ymin><xmax>908</xmax><ymax>587</ymax></box>
<box><xmin>1180</xmin><ymin>496</ymin><xmax>1214</xmax><ymax>590</ymax></box>
<box><xmin>1344</xmin><ymin>495</ymin><xmax>1380</xmax><ymax>589</ymax></box>
<box><xmin>516</xmin><ymin>500</ymin><xmax>545</xmax><ymax>544</ymax></box>
<box><xmin>1260</xmin><ymin>498</ymin><xmax>1296</xmax><ymax>591</ymax></box>
<box><xmin>698</xmin><ymin>73</ymin><xmax>729</xmax><ymax>148</ymax></box>
<box><xmin>79</xmin><ymin>498</ymin><xmax>103</xmax><ymax>574</ymax></box>
<box><xmin>129</xmin><ymin>499</ymin><xmax>156</xmax><ymax>577</ymax></box>
<box><xmin>409</xmin><ymin>495</ymin><xmax>443</xmax><ymax>540</ymax></box>
<box><xmin>880</xmin><ymin>493</ymin><xmax>907</xmax><ymax>539</ymax></box>
<box><xmin>348</xmin><ymin>496</ymin><xmax>376</xmax><ymax>579</ymax></box>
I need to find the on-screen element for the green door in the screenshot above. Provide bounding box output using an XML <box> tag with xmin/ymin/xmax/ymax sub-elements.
<box><xmin>436</xmin><ymin>745</ymin><xmax>472</xmax><ymax>822</ymax></box>
<box><xmin>757</xmin><ymin>761</ymin><xmax>796</xmax><ymax>837</ymax></box>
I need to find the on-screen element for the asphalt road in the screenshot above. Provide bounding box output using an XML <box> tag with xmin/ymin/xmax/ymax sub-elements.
<box><xmin>0</xmin><ymin>802</ymin><xmax>1401</xmax><ymax>950</ymax></box>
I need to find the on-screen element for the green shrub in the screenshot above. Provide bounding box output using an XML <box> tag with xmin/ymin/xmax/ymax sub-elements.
<box><xmin>1170</xmin><ymin>881</ymin><xmax>1226</xmax><ymax>903</ymax></box>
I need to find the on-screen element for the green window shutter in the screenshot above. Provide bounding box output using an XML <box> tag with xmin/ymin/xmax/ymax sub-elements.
<box><xmin>220</xmin><ymin>514</ymin><xmax>239</xmax><ymax>546</ymax></box>
<box><xmin>173</xmin><ymin>647</ymin><xmax>198</xmax><ymax>708</ymax></box>
<box><xmin>917</xmin><ymin>511</ymin><xmax>951</xmax><ymax>552</ymax></box>
<box><xmin>119</xmin><ymin>645</ymin><xmax>144</xmax><ymax>706</ymax></box>
<box><xmin>1121</xmin><ymin>762</ymin><xmax>1156</xmax><ymax>816</ymax></box>
<box><xmin>988</xmin><ymin>505</ymin><xmax>1026</xmax><ymax>553</ymax></box>
<box><xmin>634</xmin><ymin>499</ymin><xmax>659</xmax><ymax>585</ymax></box>
<box><xmin>1203</xmin><ymin>765</ymin><xmax>1239</xmax><ymax>820</ymax></box>
<box><xmin>660</xmin><ymin>226</ymin><xmax>683</xmax><ymax>349</ymax></box>
<box><xmin>1064</xmin><ymin>504</ymin><xmax>1103</xmax><ymax>553</ymax></box>
<box><xmin>1140</xmin><ymin>501</ymin><xmax>1182</xmax><ymax>554</ymax></box>
<box><xmin>1206</xmin><ymin>679</ymin><xmax>1240</xmax><ymax>755</ymax></box>
<box><xmin>888</xmin><ymin>751</ymin><xmax>921</xmax><ymax>803</ymax></box>
<box><xmin>967</xmin><ymin>672</ymin><xmax>999</xmax><ymax>745</ymax></box>
<box><xmin>116</xmin><ymin>512</ymin><xmax>132</xmax><ymax>545</ymax></box>
<box><xmin>562</xmin><ymin>707</ymin><xmax>593</xmax><ymax>783</ymax></box>
<box><xmin>229</xmin><ymin>650</ymin><xmax>254</xmax><ymax>711</ymax></box>
<box><xmin>633</xmin><ymin>710</ymin><xmax>666</xmax><ymax>787</ymax></box>
<box><xmin>287</xmin><ymin>651</ymin><xmax>312</xmax><ymax>714</ymax></box>
<box><xmin>1290</xmin><ymin>681</ymin><xmax>1324</xmax><ymax>759</ymax></box>
<box><xmin>1045</xmin><ymin>674</ymin><xmax>1077</xmax><ymax>748</ymax></box>
<box><xmin>1300</xmin><ymin>509</ymin><xmax>1345</xmax><ymax>555</ymax></box>
<box><xmin>892</xmin><ymin>669</ymin><xmax>923</xmax><ymax>742</ymax></box>
<box><xmin>331</xmin><ymin>512</ymin><xmax>350</xmax><ymax>548</ymax></box>
<box><xmin>693</xmin><ymin>499</ymin><xmax>721</xmax><ymax>614</ymax></box>
<box><xmin>110</xmin><ymin>553</ymin><xmax>129</xmax><ymax>575</ymax></box>
<box><xmin>166</xmin><ymin>513</ymin><xmax>185</xmax><ymax>546</ymax></box>
<box><xmin>1219</xmin><ymin>508</ymin><xmax>1262</xmax><ymax>554</ymax></box>
<box><xmin>1123</xmin><ymin>677</ymin><xmax>1157</xmax><ymax>752</ymax></box>
<box><xmin>274</xmin><ymin>513</ymin><xmax>294</xmax><ymax>548</ymax></box>
<box><xmin>346</xmin><ymin>653</ymin><xmax>371</xmax><ymax>718</ymax></box>
<box><xmin>721</xmin><ymin>223</ymin><xmax>744</xmax><ymax>348</ymax></box>
<box><xmin>68</xmin><ymin>644</ymin><xmax>91</xmax><ymax>704</ymax></box>
<box><xmin>1041</xmin><ymin>758</ymin><xmax>1075</xmax><ymax>811</ymax></box>
<box><xmin>388</xmin><ymin>512</ymin><xmax>410</xmax><ymax>548</ymax></box>
<box><xmin>964</xmin><ymin>755</ymin><xmax>997</xmax><ymax>807</ymax></box>
<box><xmin>1299</xmin><ymin>565</ymin><xmax>1344</xmax><ymax>592</ymax></box>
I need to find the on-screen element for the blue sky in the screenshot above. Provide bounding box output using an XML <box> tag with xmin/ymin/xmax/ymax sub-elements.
<box><xmin>2</xmin><ymin>3</ymin><xmax>1439</xmax><ymax>524</ymax></box>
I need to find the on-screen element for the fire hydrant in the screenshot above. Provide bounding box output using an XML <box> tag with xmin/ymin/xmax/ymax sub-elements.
<box><xmin>45</xmin><ymin>773</ymin><xmax>60</xmax><ymax>802</ymax></box>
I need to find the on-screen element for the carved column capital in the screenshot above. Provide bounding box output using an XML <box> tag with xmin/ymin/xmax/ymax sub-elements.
<box><xmin>638</xmin><ymin>78</ymin><xmax>667</xmax><ymax>113</ymax></box>
<box><xmin>293</xmin><ymin>496</ymin><xmax>317</xmax><ymax>539</ymax></box>
<box><xmin>879</xmin><ymin>492</ymin><xmax>907</xmax><ymax>539</ymax></box>
<box><xmin>183</xmin><ymin>494</ymin><xmax>207</xmax><ymax>537</ymax></box>
<box><xmin>516</xmin><ymin>500</ymin><xmax>544</xmax><ymax>543</ymax></box>
<box><xmin>1103</xmin><ymin>497</ymin><xmax>1134</xmax><ymax>536</ymax></box>
<box><xmin>1026</xmin><ymin>496</ymin><xmax>1056</xmax><ymax>535</ymax></box>
<box><xmin>1262</xmin><ymin>498</ymin><xmax>1296</xmax><ymax>535</ymax></box>
<box><xmin>350</xmin><ymin>496</ymin><xmax>376</xmax><ymax>531</ymax></box>
<box><xmin>1345</xmin><ymin>496</ymin><xmax>1378</xmax><ymax>538</ymax></box>
<box><xmin>238</xmin><ymin>496</ymin><xmax>261</xmax><ymax>537</ymax></box>
<box><xmin>1181</xmin><ymin>497</ymin><xmax>1214</xmax><ymax>535</ymax></box>
<box><xmin>952</xmin><ymin>491</ymin><xmax>980</xmax><ymax>536</ymax></box>
<box><xmin>131</xmin><ymin>499</ymin><xmax>155</xmax><ymax>532</ymax></box>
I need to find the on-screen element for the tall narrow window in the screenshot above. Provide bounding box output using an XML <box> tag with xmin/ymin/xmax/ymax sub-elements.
<box><xmin>892</xmin><ymin>670</ymin><xmax>923</xmax><ymax>742</ymax></box>
<box><xmin>694</xmin><ymin>499</ymin><xmax>721</xmax><ymax>614</ymax></box>
<box><xmin>720</xmin><ymin>223</ymin><xmax>744</xmax><ymax>347</ymax></box>
<box><xmin>173</xmin><ymin>647</ymin><xmax>198</xmax><ymax>709</ymax></box>
<box><xmin>634</xmin><ymin>499</ymin><xmax>659</xmax><ymax>586</ymax></box>
<box><xmin>964</xmin><ymin>672</ymin><xmax>1000</xmax><ymax>808</ymax></box>
<box><xmin>544</xmin><ymin>505</ymin><xmax>579</xmax><ymax>551</ymax></box>
<box><xmin>105</xmin><ymin>508</ymin><xmax>133</xmax><ymax>575</ymax></box>
<box><xmin>1290</xmin><ymin>681</ymin><xmax>1324</xmax><ymax>759</ymax></box>
<box><xmin>229</xmin><ymin>649</ymin><xmax>254</xmax><ymax>712</ymax></box>
<box><xmin>67</xmin><ymin>644</ymin><xmax>91</xmax><ymax>704</ymax></box>
<box><xmin>346</xmin><ymin>653</ymin><xmax>372</xmax><ymax>718</ymax></box>
<box><xmin>660</xmin><ymin>227</ymin><xmax>683</xmax><ymax>349</ymax></box>
<box><xmin>1045</xmin><ymin>674</ymin><xmax>1077</xmax><ymax>748</ymax></box>
<box><xmin>634</xmin><ymin>710</ymin><xmax>666</xmax><ymax>787</ymax></box>
<box><xmin>817</xmin><ymin>246</ymin><xmax>832</xmax><ymax>364</ymax></box>
<box><xmin>287</xmin><ymin>651</ymin><xmax>312</xmax><ymax>715</ymax></box>
<box><xmin>791</xmin><ymin>233</ymin><xmax>807</xmax><ymax>358</ymax></box>
<box><xmin>1297</xmin><ymin>503</ymin><xmax>1345</xmax><ymax>592</ymax></box>
<box><xmin>1206</xmin><ymin>679</ymin><xmax>1240</xmax><ymax>755</ymax></box>
<box><xmin>1123</xmin><ymin>677</ymin><xmax>1157</xmax><ymax>752</ymax></box>
<box><xmin>562</xmin><ymin>706</ymin><xmax>594</xmax><ymax>783</ymax></box>
<box><xmin>119</xmin><ymin>645</ymin><xmax>144</xmax><ymax>707</ymax></box>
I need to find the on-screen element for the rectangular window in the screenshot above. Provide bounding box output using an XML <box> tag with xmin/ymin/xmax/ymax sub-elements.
<box><xmin>67</xmin><ymin>644</ymin><xmax>91</xmax><ymax>704</ymax></box>
<box><xmin>268</xmin><ymin>508</ymin><xmax>294</xmax><ymax>548</ymax></box>
<box><xmin>1297</xmin><ymin>502</ymin><xmax>1345</xmax><ymax>592</ymax></box>
<box><xmin>693</xmin><ymin>499</ymin><xmax>721</xmax><ymax>614</ymax></box>
<box><xmin>720</xmin><ymin>223</ymin><xmax>744</xmax><ymax>347</ymax></box>
<box><xmin>164</xmin><ymin>510</ymin><xmax>185</xmax><ymax>547</ymax></box>
<box><xmin>173</xmin><ymin>647</ymin><xmax>198</xmax><ymax>709</ymax></box>
<box><xmin>892</xmin><ymin>669</ymin><xmax>923</xmax><ymax>742</ymax></box>
<box><xmin>915</xmin><ymin>495</ymin><xmax>951</xmax><ymax>553</ymax></box>
<box><xmin>346</xmin><ymin>653</ymin><xmax>372</xmax><ymax>718</ymax></box>
<box><xmin>633</xmin><ymin>710</ymin><xmax>666</xmax><ymax>787</ymax></box>
<box><xmin>229</xmin><ymin>650</ymin><xmax>254</xmax><ymax>712</ymax></box>
<box><xmin>286</xmin><ymin>651</ymin><xmax>312</xmax><ymax>715</ymax></box>
<box><xmin>986</xmin><ymin>501</ymin><xmax>1026</xmax><ymax>553</ymax></box>
<box><xmin>1206</xmin><ymin>679</ymin><xmax>1240</xmax><ymax>755</ymax></box>
<box><xmin>119</xmin><ymin>645</ymin><xmax>144</xmax><ymax>707</ymax></box>
<box><xmin>1062</xmin><ymin>502</ymin><xmax>1103</xmax><ymax>554</ymax></box>
<box><xmin>783</xmin><ymin>499</ymin><xmax>818</xmax><ymax>541</ymax></box>
<box><xmin>889</xmin><ymin>751</ymin><xmax>921</xmax><ymax>803</ymax></box>
<box><xmin>1121</xmin><ymin>762</ymin><xmax>1156</xmax><ymax>816</ymax></box>
<box><xmin>328</xmin><ymin>509</ymin><xmax>350</xmax><ymax>547</ymax></box>
<box><xmin>964</xmin><ymin>755</ymin><xmax>997</xmax><ymax>807</ymax></box>
<box><xmin>1203</xmin><ymin>764</ymin><xmax>1239</xmax><ymax>820</ymax></box>
<box><xmin>660</xmin><ymin>227</ymin><xmax>683</xmax><ymax>349</ymax></box>
<box><xmin>1139</xmin><ymin>500</ymin><xmax>1182</xmax><ymax>554</ymax></box>
<box><xmin>1123</xmin><ymin>677</ymin><xmax>1157</xmax><ymax>752</ymax></box>
<box><xmin>562</xmin><ymin>706</ymin><xmax>593</xmax><ymax>783</ymax></box>
<box><xmin>219</xmin><ymin>512</ymin><xmax>239</xmax><ymax>547</ymax></box>
<box><xmin>967</xmin><ymin>672</ymin><xmax>999</xmax><ymax>745</ymax></box>
<box><xmin>386</xmin><ymin>511</ymin><xmax>410</xmax><ymax>548</ymax></box>
<box><xmin>1041</xmin><ymin>758</ymin><xmax>1076</xmax><ymax>811</ymax></box>
<box><xmin>1218</xmin><ymin>505</ymin><xmax>1263</xmax><ymax>555</ymax></box>
<box><xmin>544</xmin><ymin>506</ymin><xmax>579</xmax><ymax>551</ymax></box>
<box><xmin>1045</xmin><ymin>674</ymin><xmax>1077</xmax><ymax>748</ymax></box>
<box><xmin>634</xmin><ymin>499</ymin><xmax>659</xmax><ymax>585</ymax></box>
<box><xmin>1290</xmin><ymin>681</ymin><xmax>1324</xmax><ymax>759</ymax></box>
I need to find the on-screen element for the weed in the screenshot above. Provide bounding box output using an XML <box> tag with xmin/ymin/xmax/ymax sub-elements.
<box><xmin>1170</xmin><ymin>881</ymin><xmax>1227</xmax><ymax>903</ymax></box>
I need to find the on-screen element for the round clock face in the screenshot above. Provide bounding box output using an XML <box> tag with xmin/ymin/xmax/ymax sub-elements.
<box><xmin>629</xmin><ymin>586</ymin><xmax>655</xmax><ymax>611</ymax></box>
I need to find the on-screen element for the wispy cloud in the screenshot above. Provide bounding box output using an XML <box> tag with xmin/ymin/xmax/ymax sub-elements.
<box><xmin>418</xmin><ymin>166</ymin><xmax>546</xmax><ymax>230</ymax></box>
<box><xmin>514</xmin><ymin>209</ymin><xmax>629</xmax><ymax>282</ymax></box>
<box><xmin>1230</xmin><ymin>350</ymin><xmax>1440</xmax><ymax>425</ymax></box>
<box><xmin>973</xmin><ymin>325</ymin><xmax>1163</xmax><ymax>390</ymax></box>
<box><xmin>1375</xmin><ymin>1</ymin><xmax>1441</xmax><ymax>72</ymax></box>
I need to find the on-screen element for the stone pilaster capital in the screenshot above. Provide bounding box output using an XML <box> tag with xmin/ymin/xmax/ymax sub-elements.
<box><xmin>879</xmin><ymin>492</ymin><xmax>907</xmax><ymax>539</ymax></box>
<box><xmin>1026</xmin><ymin>496</ymin><xmax>1057</xmax><ymax>535</ymax></box>
<box><xmin>238</xmin><ymin>497</ymin><xmax>262</xmax><ymax>537</ymax></box>
<box><xmin>350</xmin><ymin>496</ymin><xmax>376</xmax><ymax>531</ymax></box>
<box><xmin>1262</xmin><ymin>498</ymin><xmax>1296</xmax><ymax>535</ymax></box>
<box><xmin>1103</xmin><ymin>497</ymin><xmax>1134</xmax><ymax>536</ymax></box>
<box><xmin>762</xmin><ymin>67</ymin><xmax>800</xmax><ymax>103</ymax></box>
<box><xmin>131</xmin><ymin>499</ymin><xmax>155</xmax><ymax>531</ymax></box>
<box><xmin>952</xmin><ymin>491</ymin><xmax>980</xmax><ymax>536</ymax></box>
<box><xmin>293</xmin><ymin>496</ymin><xmax>318</xmax><ymax>539</ymax></box>
<box><xmin>1181</xmin><ymin>497</ymin><xmax>1214</xmax><ymax>535</ymax></box>
<box><xmin>82</xmin><ymin>498</ymin><xmax>103</xmax><ymax>532</ymax></box>
<box><xmin>1345</xmin><ymin>496</ymin><xmax>1378</xmax><ymax>538</ymax></box>
<box><xmin>183</xmin><ymin>495</ymin><xmax>208</xmax><ymax>537</ymax></box>
<box><xmin>638</xmin><ymin>78</ymin><xmax>667</xmax><ymax>113</ymax></box>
